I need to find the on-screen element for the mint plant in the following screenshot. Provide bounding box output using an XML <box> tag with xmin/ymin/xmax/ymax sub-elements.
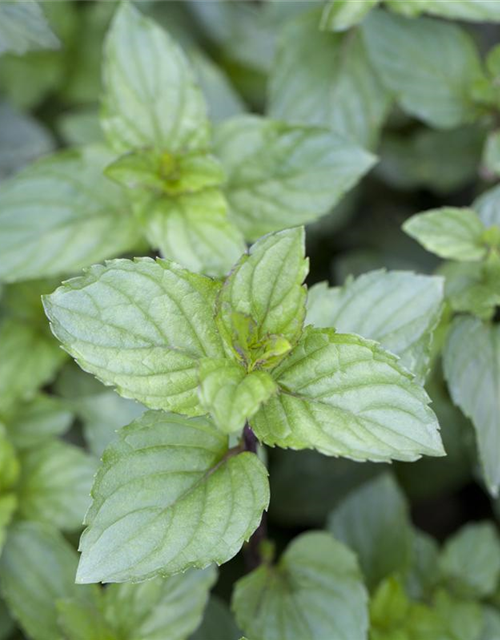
<box><xmin>1</xmin><ymin>1</ymin><xmax>500</xmax><ymax>639</ymax></box>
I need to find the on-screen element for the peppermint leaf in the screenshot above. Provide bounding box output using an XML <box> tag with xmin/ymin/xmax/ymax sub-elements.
<box><xmin>362</xmin><ymin>10</ymin><xmax>483</xmax><ymax>128</ymax></box>
<box><xmin>232</xmin><ymin>532</ymin><xmax>368</xmax><ymax>640</ymax></box>
<box><xmin>250</xmin><ymin>327</ymin><xmax>444</xmax><ymax>462</ymax></box>
<box><xmin>0</xmin><ymin>0</ymin><xmax>59</xmax><ymax>56</ymax></box>
<box><xmin>198</xmin><ymin>359</ymin><xmax>277</xmax><ymax>434</ymax></box>
<box><xmin>102</xmin><ymin>2</ymin><xmax>210</xmax><ymax>153</ymax></box>
<box><xmin>76</xmin><ymin>411</ymin><xmax>269</xmax><ymax>583</ymax></box>
<box><xmin>320</xmin><ymin>0</ymin><xmax>379</xmax><ymax>32</ymax></box>
<box><xmin>43</xmin><ymin>258</ymin><xmax>224</xmax><ymax>416</ymax></box>
<box><xmin>214</xmin><ymin>116</ymin><xmax>375</xmax><ymax>239</ymax></box>
<box><xmin>307</xmin><ymin>270</ymin><xmax>444</xmax><ymax>380</ymax></box>
<box><xmin>0</xmin><ymin>145</ymin><xmax>139</xmax><ymax>283</ymax></box>
<box><xmin>403</xmin><ymin>207</ymin><xmax>487</xmax><ymax>261</ymax></box>
<box><xmin>443</xmin><ymin>316</ymin><xmax>500</xmax><ymax>495</ymax></box>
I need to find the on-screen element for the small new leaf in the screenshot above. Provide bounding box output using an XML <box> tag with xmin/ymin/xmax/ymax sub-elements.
<box><xmin>76</xmin><ymin>411</ymin><xmax>269</xmax><ymax>583</ymax></box>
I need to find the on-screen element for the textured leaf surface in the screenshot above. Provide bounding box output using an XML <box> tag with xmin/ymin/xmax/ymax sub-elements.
<box><xmin>0</xmin><ymin>145</ymin><xmax>139</xmax><ymax>282</ymax></box>
<box><xmin>44</xmin><ymin>258</ymin><xmax>224</xmax><ymax>416</ymax></box>
<box><xmin>443</xmin><ymin>317</ymin><xmax>500</xmax><ymax>495</ymax></box>
<box><xmin>439</xmin><ymin>522</ymin><xmax>500</xmax><ymax>598</ymax></box>
<box><xmin>362</xmin><ymin>10</ymin><xmax>483</xmax><ymax>128</ymax></box>
<box><xmin>77</xmin><ymin>411</ymin><xmax>269</xmax><ymax>583</ymax></box>
<box><xmin>198</xmin><ymin>359</ymin><xmax>277</xmax><ymax>434</ymax></box>
<box><xmin>269</xmin><ymin>10</ymin><xmax>391</xmax><ymax>147</ymax></box>
<box><xmin>403</xmin><ymin>207</ymin><xmax>487</xmax><ymax>261</ymax></box>
<box><xmin>142</xmin><ymin>188</ymin><xmax>245</xmax><ymax>277</ymax></box>
<box><xmin>102</xmin><ymin>566</ymin><xmax>217</xmax><ymax>640</ymax></box>
<box><xmin>251</xmin><ymin>327</ymin><xmax>444</xmax><ymax>462</ymax></box>
<box><xmin>0</xmin><ymin>0</ymin><xmax>59</xmax><ymax>56</ymax></box>
<box><xmin>232</xmin><ymin>532</ymin><xmax>368</xmax><ymax>640</ymax></box>
<box><xmin>307</xmin><ymin>270</ymin><xmax>444</xmax><ymax>380</ymax></box>
<box><xmin>217</xmin><ymin>227</ymin><xmax>308</xmax><ymax>350</ymax></box>
<box><xmin>102</xmin><ymin>3</ymin><xmax>209</xmax><ymax>153</ymax></box>
<box><xmin>214</xmin><ymin>116</ymin><xmax>375</xmax><ymax>239</ymax></box>
<box><xmin>328</xmin><ymin>474</ymin><xmax>412</xmax><ymax>589</ymax></box>
<box><xmin>0</xmin><ymin>522</ymin><xmax>94</xmax><ymax>640</ymax></box>
<box><xmin>17</xmin><ymin>440</ymin><xmax>97</xmax><ymax>532</ymax></box>
<box><xmin>424</xmin><ymin>0</ymin><xmax>500</xmax><ymax>21</ymax></box>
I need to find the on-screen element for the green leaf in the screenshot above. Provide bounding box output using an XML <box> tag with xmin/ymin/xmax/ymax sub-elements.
<box><xmin>251</xmin><ymin>327</ymin><xmax>444</xmax><ymax>462</ymax></box>
<box><xmin>403</xmin><ymin>208</ymin><xmax>487</xmax><ymax>261</ymax></box>
<box><xmin>140</xmin><ymin>188</ymin><xmax>245</xmax><ymax>277</ymax></box>
<box><xmin>102</xmin><ymin>567</ymin><xmax>217</xmax><ymax>640</ymax></box>
<box><xmin>0</xmin><ymin>600</ymin><xmax>15</xmax><ymax>640</ymax></box>
<box><xmin>217</xmin><ymin>227</ymin><xmax>308</xmax><ymax>354</ymax></box>
<box><xmin>405</xmin><ymin>531</ymin><xmax>440</xmax><ymax>600</ymax></box>
<box><xmin>320</xmin><ymin>0</ymin><xmax>379</xmax><ymax>31</ymax></box>
<box><xmin>57</xmin><ymin>599</ymin><xmax>116</xmax><ymax>640</ymax></box>
<box><xmin>198</xmin><ymin>359</ymin><xmax>277</xmax><ymax>434</ymax></box>
<box><xmin>480</xmin><ymin>607</ymin><xmax>500</xmax><ymax>640</ymax></box>
<box><xmin>362</xmin><ymin>10</ymin><xmax>483</xmax><ymax>128</ymax></box>
<box><xmin>307</xmin><ymin>270</ymin><xmax>444</xmax><ymax>381</ymax></box>
<box><xmin>0</xmin><ymin>145</ymin><xmax>140</xmax><ymax>283</ymax></box>
<box><xmin>76</xmin><ymin>411</ymin><xmax>269</xmax><ymax>583</ymax></box>
<box><xmin>0</xmin><ymin>101</ymin><xmax>53</xmax><ymax>182</ymax></box>
<box><xmin>269</xmin><ymin>10</ymin><xmax>391</xmax><ymax>148</ymax></box>
<box><xmin>190</xmin><ymin>596</ymin><xmax>241</xmax><ymax>640</ymax></box>
<box><xmin>424</xmin><ymin>0</ymin><xmax>500</xmax><ymax>21</ymax></box>
<box><xmin>0</xmin><ymin>426</ymin><xmax>19</xmax><ymax>493</ymax></box>
<box><xmin>0</xmin><ymin>495</ymin><xmax>17</xmax><ymax>555</ymax></box>
<box><xmin>0</xmin><ymin>521</ymin><xmax>95</xmax><ymax>640</ymax></box>
<box><xmin>17</xmin><ymin>440</ymin><xmax>97</xmax><ymax>532</ymax></box>
<box><xmin>0</xmin><ymin>0</ymin><xmax>59</xmax><ymax>56</ymax></box>
<box><xmin>214</xmin><ymin>115</ymin><xmax>375</xmax><ymax>239</ymax></box>
<box><xmin>328</xmin><ymin>474</ymin><xmax>412</xmax><ymax>589</ymax></box>
<box><xmin>43</xmin><ymin>258</ymin><xmax>225</xmax><ymax>416</ymax></box>
<box><xmin>0</xmin><ymin>319</ymin><xmax>65</xmax><ymax>413</ymax></box>
<box><xmin>74</xmin><ymin>391</ymin><xmax>145</xmax><ymax>457</ymax></box>
<box><xmin>443</xmin><ymin>317</ymin><xmax>500</xmax><ymax>495</ymax></box>
<box><xmin>439</xmin><ymin>522</ymin><xmax>500</xmax><ymax>598</ymax></box>
<box><xmin>483</xmin><ymin>130</ymin><xmax>500</xmax><ymax>176</ymax></box>
<box><xmin>232</xmin><ymin>531</ymin><xmax>368</xmax><ymax>640</ymax></box>
<box><xmin>5</xmin><ymin>394</ymin><xmax>73</xmax><ymax>449</ymax></box>
<box><xmin>102</xmin><ymin>2</ymin><xmax>210</xmax><ymax>153</ymax></box>
<box><xmin>475</xmin><ymin>182</ymin><xmax>500</xmax><ymax>228</ymax></box>
<box><xmin>440</xmin><ymin>261</ymin><xmax>500</xmax><ymax>320</ymax></box>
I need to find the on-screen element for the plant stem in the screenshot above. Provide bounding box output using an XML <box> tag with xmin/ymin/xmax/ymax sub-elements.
<box><xmin>243</xmin><ymin>423</ymin><xmax>268</xmax><ymax>571</ymax></box>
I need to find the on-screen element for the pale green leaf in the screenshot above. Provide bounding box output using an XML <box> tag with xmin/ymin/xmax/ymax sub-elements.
<box><xmin>0</xmin><ymin>0</ymin><xmax>59</xmax><ymax>56</ymax></box>
<box><xmin>17</xmin><ymin>440</ymin><xmax>97</xmax><ymax>532</ymax></box>
<box><xmin>141</xmin><ymin>188</ymin><xmax>245</xmax><ymax>277</ymax></box>
<box><xmin>216</xmin><ymin>227</ymin><xmax>308</xmax><ymax>352</ymax></box>
<box><xmin>403</xmin><ymin>208</ymin><xmax>487</xmax><ymax>261</ymax></box>
<box><xmin>102</xmin><ymin>3</ymin><xmax>209</xmax><ymax>153</ymax></box>
<box><xmin>57</xmin><ymin>599</ymin><xmax>116</xmax><ymax>640</ymax></box>
<box><xmin>424</xmin><ymin>0</ymin><xmax>500</xmax><ymax>21</ymax></box>
<box><xmin>0</xmin><ymin>521</ymin><xmax>95</xmax><ymax>640</ymax></box>
<box><xmin>307</xmin><ymin>270</ymin><xmax>444</xmax><ymax>380</ymax></box>
<box><xmin>475</xmin><ymin>183</ymin><xmax>500</xmax><ymax>228</ymax></box>
<box><xmin>439</xmin><ymin>522</ymin><xmax>500</xmax><ymax>599</ymax></box>
<box><xmin>43</xmin><ymin>258</ymin><xmax>225</xmax><ymax>416</ymax></box>
<box><xmin>214</xmin><ymin>115</ymin><xmax>375</xmax><ymax>239</ymax></box>
<box><xmin>406</xmin><ymin>531</ymin><xmax>440</xmax><ymax>600</ymax></box>
<box><xmin>269</xmin><ymin>10</ymin><xmax>391</xmax><ymax>148</ymax></box>
<box><xmin>190</xmin><ymin>596</ymin><xmax>241</xmax><ymax>640</ymax></box>
<box><xmin>103</xmin><ymin>567</ymin><xmax>217</xmax><ymax>640</ymax></box>
<box><xmin>0</xmin><ymin>102</ymin><xmax>53</xmax><ymax>182</ymax></box>
<box><xmin>192</xmin><ymin>51</ymin><xmax>246</xmax><ymax>123</ymax></box>
<box><xmin>0</xmin><ymin>495</ymin><xmax>17</xmax><ymax>556</ymax></box>
<box><xmin>443</xmin><ymin>317</ymin><xmax>500</xmax><ymax>495</ymax></box>
<box><xmin>198</xmin><ymin>359</ymin><xmax>277</xmax><ymax>434</ymax></box>
<box><xmin>5</xmin><ymin>394</ymin><xmax>73</xmax><ymax>449</ymax></box>
<box><xmin>76</xmin><ymin>411</ymin><xmax>269</xmax><ymax>583</ymax></box>
<box><xmin>0</xmin><ymin>425</ymin><xmax>20</xmax><ymax>492</ymax></box>
<box><xmin>328</xmin><ymin>474</ymin><xmax>412</xmax><ymax>589</ymax></box>
<box><xmin>232</xmin><ymin>531</ymin><xmax>368</xmax><ymax>640</ymax></box>
<box><xmin>251</xmin><ymin>327</ymin><xmax>444</xmax><ymax>462</ymax></box>
<box><xmin>440</xmin><ymin>261</ymin><xmax>500</xmax><ymax>320</ymax></box>
<box><xmin>320</xmin><ymin>0</ymin><xmax>379</xmax><ymax>31</ymax></box>
<box><xmin>483</xmin><ymin>130</ymin><xmax>500</xmax><ymax>176</ymax></box>
<box><xmin>0</xmin><ymin>145</ymin><xmax>140</xmax><ymax>283</ymax></box>
<box><xmin>362</xmin><ymin>10</ymin><xmax>483</xmax><ymax>128</ymax></box>
<box><xmin>0</xmin><ymin>319</ymin><xmax>65</xmax><ymax>413</ymax></box>
<box><xmin>480</xmin><ymin>607</ymin><xmax>500</xmax><ymax>640</ymax></box>
<box><xmin>75</xmin><ymin>391</ymin><xmax>145</xmax><ymax>457</ymax></box>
